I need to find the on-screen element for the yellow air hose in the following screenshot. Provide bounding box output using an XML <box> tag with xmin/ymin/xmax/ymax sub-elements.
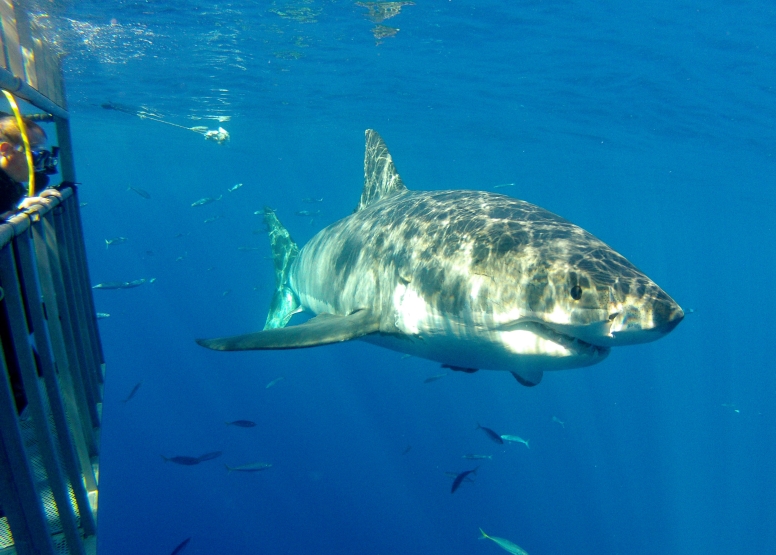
<box><xmin>2</xmin><ymin>89</ymin><xmax>35</xmax><ymax>197</ymax></box>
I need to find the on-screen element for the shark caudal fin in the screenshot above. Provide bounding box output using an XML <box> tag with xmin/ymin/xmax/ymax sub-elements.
<box><xmin>355</xmin><ymin>129</ymin><xmax>408</xmax><ymax>211</ymax></box>
<box><xmin>262</xmin><ymin>207</ymin><xmax>301</xmax><ymax>330</ymax></box>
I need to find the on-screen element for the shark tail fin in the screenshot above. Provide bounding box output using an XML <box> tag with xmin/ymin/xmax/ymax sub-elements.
<box><xmin>262</xmin><ymin>207</ymin><xmax>301</xmax><ymax>330</ymax></box>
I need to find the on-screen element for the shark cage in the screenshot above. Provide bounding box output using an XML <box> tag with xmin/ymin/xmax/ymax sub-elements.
<box><xmin>0</xmin><ymin>1</ymin><xmax>104</xmax><ymax>555</ymax></box>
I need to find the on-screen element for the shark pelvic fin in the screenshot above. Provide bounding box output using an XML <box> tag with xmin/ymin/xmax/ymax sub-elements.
<box><xmin>263</xmin><ymin>207</ymin><xmax>301</xmax><ymax>329</ymax></box>
<box><xmin>356</xmin><ymin>129</ymin><xmax>407</xmax><ymax>211</ymax></box>
<box><xmin>196</xmin><ymin>310</ymin><xmax>380</xmax><ymax>351</ymax></box>
<box><xmin>510</xmin><ymin>369</ymin><xmax>543</xmax><ymax>387</ymax></box>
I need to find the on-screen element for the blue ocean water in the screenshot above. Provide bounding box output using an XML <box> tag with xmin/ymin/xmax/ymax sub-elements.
<box><xmin>31</xmin><ymin>1</ymin><xmax>776</xmax><ymax>553</ymax></box>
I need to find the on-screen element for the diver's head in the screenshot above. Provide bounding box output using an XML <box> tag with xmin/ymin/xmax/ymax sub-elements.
<box><xmin>0</xmin><ymin>115</ymin><xmax>48</xmax><ymax>183</ymax></box>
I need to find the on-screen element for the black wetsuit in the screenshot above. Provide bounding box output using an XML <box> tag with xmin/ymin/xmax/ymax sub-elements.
<box><xmin>0</xmin><ymin>168</ymin><xmax>24</xmax><ymax>214</ymax></box>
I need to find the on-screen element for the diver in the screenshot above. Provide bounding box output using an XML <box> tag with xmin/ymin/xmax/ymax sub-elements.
<box><xmin>0</xmin><ymin>114</ymin><xmax>59</xmax><ymax>219</ymax></box>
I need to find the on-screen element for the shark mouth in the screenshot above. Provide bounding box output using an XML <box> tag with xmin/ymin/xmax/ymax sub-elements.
<box><xmin>500</xmin><ymin>319</ymin><xmax>611</xmax><ymax>359</ymax></box>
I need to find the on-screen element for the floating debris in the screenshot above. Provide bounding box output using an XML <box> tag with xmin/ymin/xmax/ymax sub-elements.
<box><xmin>105</xmin><ymin>236</ymin><xmax>127</xmax><ymax>249</ymax></box>
<box><xmin>357</xmin><ymin>2</ymin><xmax>414</xmax><ymax>23</ymax></box>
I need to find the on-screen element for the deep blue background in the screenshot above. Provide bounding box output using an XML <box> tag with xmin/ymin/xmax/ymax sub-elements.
<box><xmin>31</xmin><ymin>1</ymin><xmax>776</xmax><ymax>553</ymax></box>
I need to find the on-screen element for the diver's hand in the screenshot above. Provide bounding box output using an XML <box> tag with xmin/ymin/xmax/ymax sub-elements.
<box><xmin>17</xmin><ymin>196</ymin><xmax>43</xmax><ymax>210</ymax></box>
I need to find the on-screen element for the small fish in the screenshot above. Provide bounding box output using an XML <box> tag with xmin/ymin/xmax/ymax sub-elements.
<box><xmin>225</xmin><ymin>462</ymin><xmax>272</xmax><ymax>473</ymax></box>
<box><xmin>173</xmin><ymin>232</ymin><xmax>186</xmax><ymax>238</ymax></box>
<box><xmin>227</xmin><ymin>183</ymin><xmax>243</xmax><ymax>192</ymax></box>
<box><xmin>123</xmin><ymin>279</ymin><xmax>146</xmax><ymax>288</ymax></box>
<box><xmin>445</xmin><ymin>471</ymin><xmax>475</xmax><ymax>483</ymax></box>
<box><xmin>122</xmin><ymin>381</ymin><xmax>143</xmax><ymax>403</ymax></box>
<box><xmin>493</xmin><ymin>182</ymin><xmax>515</xmax><ymax>189</ymax></box>
<box><xmin>175</xmin><ymin>252</ymin><xmax>188</xmax><ymax>262</ymax></box>
<box><xmin>476</xmin><ymin>423</ymin><xmax>504</xmax><ymax>444</ymax></box>
<box><xmin>501</xmin><ymin>435</ymin><xmax>530</xmax><ymax>448</ymax></box>
<box><xmin>196</xmin><ymin>451</ymin><xmax>223</xmax><ymax>462</ymax></box>
<box><xmin>400</xmin><ymin>354</ymin><xmax>413</xmax><ymax>360</ymax></box>
<box><xmin>479</xmin><ymin>528</ymin><xmax>528</xmax><ymax>555</ymax></box>
<box><xmin>462</xmin><ymin>454</ymin><xmax>492</xmax><ymax>460</ymax></box>
<box><xmin>204</xmin><ymin>215</ymin><xmax>223</xmax><ymax>224</ymax></box>
<box><xmin>79</xmin><ymin>202</ymin><xmax>88</xmax><ymax>207</ymax></box>
<box><xmin>401</xmin><ymin>445</ymin><xmax>412</xmax><ymax>455</ymax></box>
<box><xmin>105</xmin><ymin>237</ymin><xmax>128</xmax><ymax>249</ymax></box>
<box><xmin>301</xmin><ymin>197</ymin><xmax>323</xmax><ymax>203</ymax></box>
<box><xmin>226</xmin><ymin>420</ymin><xmax>256</xmax><ymax>428</ymax></box>
<box><xmin>222</xmin><ymin>289</ymin><xmax>232</xmax><ymax>297</ymax></box>
<box><xmin>265</xmin><ymin>376</ymin><xmax>284</xmax><ymax>389</ymax></box>
<box><xmin>149</xmin><ymin>277</ymin><xmax>157</xmax><ymax>284</ymax></box>
<box><xmin>295</xmin><ymin>210</ymin><xmax>320</xmax><ymax>217</ymax></box>
<box><xmin>96</xmin><ymin>312</ymin><xmax>110</xmax><ymax>319</ymax></box>
<box><xmin>169</xmin><ymin>537</ymin><xmax>191</xmax><ymax>555</ymax></box>
<box><xmin>451</xmin><ymin>466</ymin><xmax>479</xmax><ymax>493</ymax></box>
<box><xmin>551</xmin><ymin>416</ymin><xmax>565</xmax><ymax>428</ymax></box>
<box><xmin>191</xmin><ymin>195</ymin><xmax>222</xmax><ymax>207</ymax></box>
<box><xmin>161</xmin><ymin>455</ymin><xmax>200</xmax><ymax>466</ymax></box>
<box><xmin>92</xmin><ymin>281</ymin><xmax>128</xmax><ymax>290</ymax></box>
<box><xmin>127</xmin><ymin>186</ymin><xmax>151</xmax><ymax>199</ymax></box>
<box><xmin>423</xmin><ymin>373</ymin><xmax>447</xmax><ymax>383</ymax></box>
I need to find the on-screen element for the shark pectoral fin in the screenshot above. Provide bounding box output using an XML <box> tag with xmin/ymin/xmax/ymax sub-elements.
<box><xmin>196</xmin><ymin>310</ymin><xmax>380</xmax><ymax>351</ymax></box>
<box><xmin>510</xmin><ymin>370</ymin><xmax>543</xmax><ymax>387</ymax></box>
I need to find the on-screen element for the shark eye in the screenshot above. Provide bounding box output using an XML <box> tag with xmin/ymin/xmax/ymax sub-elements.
<box><xmin>570</xmin><ymin>285</ymin><xmax>583</xmax><ymax>300</ymax></box>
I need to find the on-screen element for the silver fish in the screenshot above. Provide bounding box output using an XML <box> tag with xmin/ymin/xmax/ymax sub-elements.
<box><xmin>265</xmin><ymin>376</ymin><xmax>285</xmax><ymax>389</ymax></box>
<box><xmin>128</xmin><ymin>186</ymin><xmax>151</xmax><ymax>199</ymax></box>
<box><xmin>500</xmin><ymin>435</ymin><xmax>530</xmax><ymax>448</ymax></box>
<box><xmin>228</xmin><ymin>183</ymin><xmax>243</xmax><ymax>192</ymax></box>
<box><xmin>224</xmin><ymin>462</ymin><xmax>272</xmax><ymax>472</ymax></box>
<box><xmin>295</xmin><ymin>210</ymin><xmax>320</xmax><ymax>217</ymax></box>
<box><xmin>105</xmin><ymin>237</ymin><xmax>128</xmax><ymax>249</ymax></box>
<box><xmin>191</xmin><ymin>195</ymin><xmax>222</xmax><ymax>207</ymax></box>
<box><xmin>96</xmin><ymin>312</ymin><xmax>111</xmax><ymax>319</ymax></box>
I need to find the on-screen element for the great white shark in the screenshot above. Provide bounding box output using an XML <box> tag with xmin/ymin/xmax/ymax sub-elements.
<box><xmin>196</xmin><ymin>130</ymin><xmax>683</xmax><ymax>386</ymax></box>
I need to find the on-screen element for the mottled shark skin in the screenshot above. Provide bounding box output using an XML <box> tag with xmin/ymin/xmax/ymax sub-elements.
<box><xmin>197</xmin><ymin>130</ymin><xmax>683</xmax><ymax>385</ymax></box>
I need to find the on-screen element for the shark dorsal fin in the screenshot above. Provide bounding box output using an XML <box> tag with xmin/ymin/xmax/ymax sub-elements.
<box><xmin>356</xmin><ymin>129</ymin><xmax>407</xmax><ymax>211</ymax></box>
